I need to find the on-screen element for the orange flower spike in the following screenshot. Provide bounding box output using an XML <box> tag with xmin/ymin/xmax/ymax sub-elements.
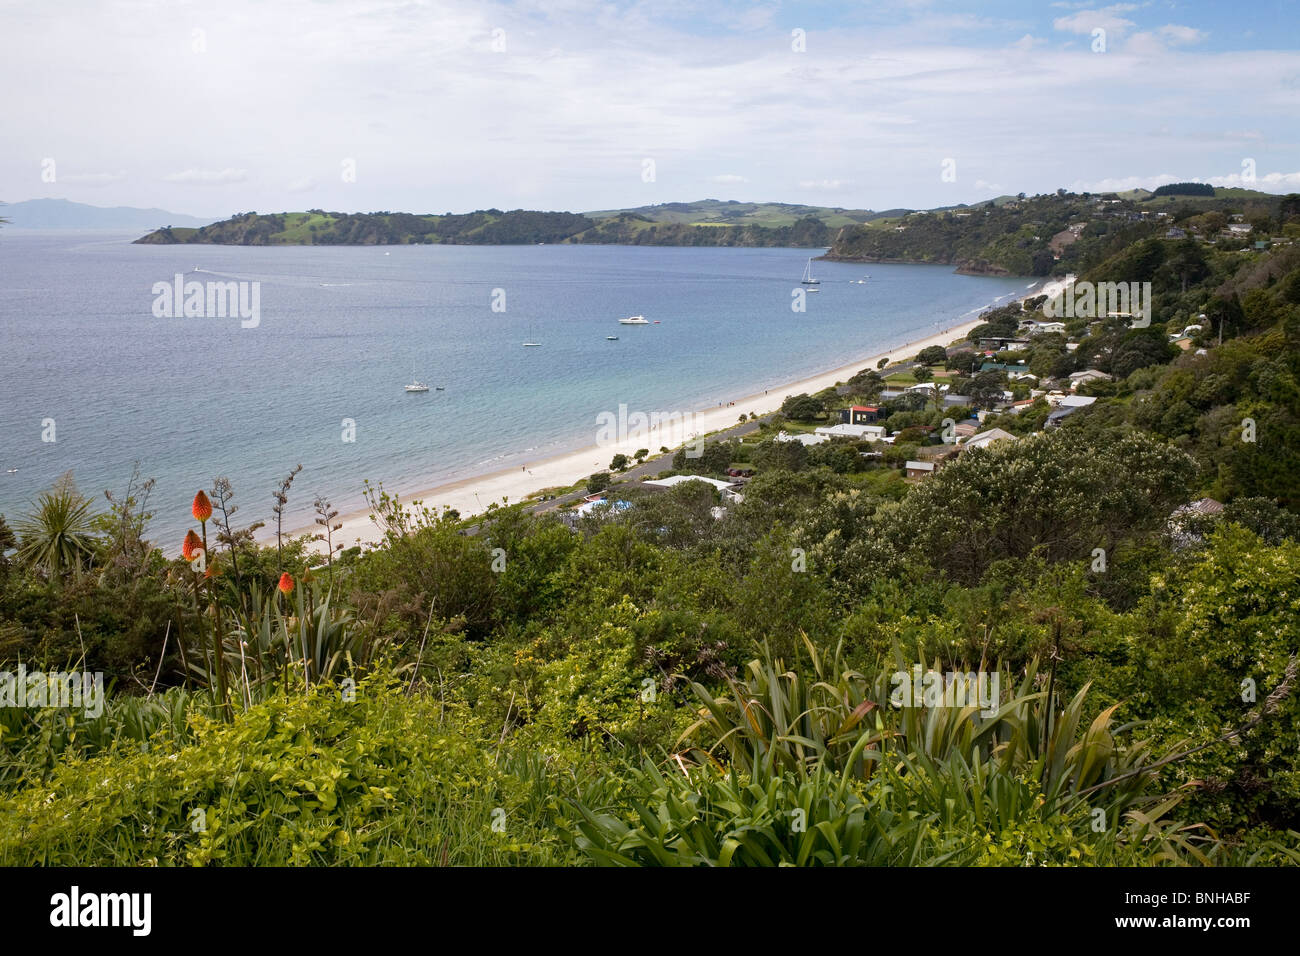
<box><xmin>192</xmin><ymin>490</ymin><xmax>213</xmax><ymax>523</ymax></box>
<box><xmin>182</xmin><ymin>529</ymin><xmax>203</xmax><ymax>561</ymax></box>
<box><xmin>277</xmin><ymin>572</ymin><xmax>294</xmax><ymax>594</ymax></box>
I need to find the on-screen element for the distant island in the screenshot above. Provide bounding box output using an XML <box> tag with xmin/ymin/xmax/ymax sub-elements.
<box><xmin>2</xmin><ymin>198</ymin><xmax>216</xmax><ymax>231</ymax></box>
<box><xmin>133</xmin><ymin>200</ymin><xmax>882</xmax><ymax>248</ymax></box>
<box><xmin>129</xmin><ymin>186</ymin><xmax>1299</xmax><ymax>280</ymax></box>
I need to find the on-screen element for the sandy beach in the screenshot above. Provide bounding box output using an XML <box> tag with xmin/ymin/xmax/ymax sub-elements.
<box><xmin>284</xmin><ymin>278</ymin><xmax>1062</xmax><ymax>552</ymax></box>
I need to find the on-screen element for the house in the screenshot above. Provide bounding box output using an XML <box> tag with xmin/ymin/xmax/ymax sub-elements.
<box><xmin>1068</xmin><ymin>369</ymin><xmax>1111</xmax><ymax>389</ymax></box>
<box><xmin>644</xmin><ymin>474</ymin><xmax>744</xmax><ymax>504</ymax></box>
<box><xmin>1227</xmin><ymin>223</ymin><xmax>1252</xmax><ymax>235</ymax></box>
<box><xmin>1046</xmin><ymin>406</ymin><xmax>1078</xmax><ymax>427</ymax></box>
<box><xmin>878</xmin><ymin>388</ymin><xmax>908</xmax><ymax>401</ymax></box>
<box><xmin>942</xmin><ymin>394</ymin><xmax>974</xmax><ymax>409</ymax></box>
<box><xmin>775</xmin><ymin>430</ymin><xmax>829</xmax><ymax>446</ymax></box>
<box><xmin>839</xmin><ymin>404</ymin><xmax>880</xmax><ymax>425</ymax></box>
<box><xmin>1168</xmin><ymin>498</ymin><xmax>1225</xmax><ymax>548</ymax></box>
<box><xmin>953</xmin><ymin>421</ymin><xmax>980</xmax><ymax>439</ymax></box>
<box><xmin>1165</xmin><ymin>227</ymin><xmax>1186</xmax><ymax>239</ymax></box>
<box><xmin>962</xmin><ymin>427</ymin><xmax>1016</xmax><ymax>452</ymax></box>
<box><xmin>816</xmin><ymin>423</ymin><xmax>886</xmax><ymax>441</ymax></box>
<box><xmin>1056</xmin><ymin>394</ymin><xmax>1097</xmax><ymax>409</ymax></box>
<box><xmin>904</xmin><ymin>460</ymin><xmax>936</xmax><ymax>479</ymax></box>
<box><xmin>1006</xmin><ymin>398</ymin><xmax>1037</xmax><ymax>415</ymax></box>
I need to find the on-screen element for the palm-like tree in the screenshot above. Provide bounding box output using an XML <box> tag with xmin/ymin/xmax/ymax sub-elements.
<box><xmin>14</xmin><ymin>472</ymin><xmax>98</xmax><ymax>580</ymax></box>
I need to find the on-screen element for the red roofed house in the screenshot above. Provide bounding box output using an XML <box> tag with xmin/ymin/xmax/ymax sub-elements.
<box><xmin>840</xmin><ymin>405</ymin><xmax>881</xmax><ymax>425</ymax></box>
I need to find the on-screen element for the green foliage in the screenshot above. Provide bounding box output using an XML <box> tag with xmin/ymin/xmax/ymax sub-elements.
<box><xmin>13</xmin><ymin>472</ymin><xmax>98</xmax><ymax>581</ymax></box>
<box><xmin>0</xmin><ymin>679</ymin><xmax>575</xmax><ymax>865</ymax></box>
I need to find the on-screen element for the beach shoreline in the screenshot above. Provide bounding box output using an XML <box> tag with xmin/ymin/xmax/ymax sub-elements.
<box><xmin>283</xmin><ymin>277</ymin><xmax>1060</xmax><ymax>551</ymax></box>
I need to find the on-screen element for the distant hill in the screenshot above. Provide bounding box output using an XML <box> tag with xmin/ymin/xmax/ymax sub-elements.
<box><xmin>825</xmin><ymin>185</ymin><xmax>1299</xmax><ymax>276</ymax></box>
<box><xmin>582</xmin><ymin>199</ymin><xmax>882</xmax><ymax>229</ymax></box>
<box><xmin>1</xmin><ymin>198</ymin><xmax>215</xmax><ymax>230</ymax></box>
<box><xmin>133</xmin><ymin>204</ymin><xmax>862</xmax><ymax>248</ymax></box>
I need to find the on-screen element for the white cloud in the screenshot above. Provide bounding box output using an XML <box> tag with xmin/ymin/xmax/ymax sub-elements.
<box><xmin>1076</xmin><ymin>170</ymin><xmax>1300</xmax><ymax>193</ymax></box>
<box><xmin>1158</xmin><ymin>24</ymin><xmax>1207</xmax><ymax>45</ymax></box>
<box><xmin>59</xmin><ymin>171</ymin><xmax>125</xmax><ymax>186</ymax></box>
<box><xmin>165</xmin><ymin>168</ymin><xmax>249</xmax><ymax>186</ymax></box>
<box><xmin>797</xmin><ymin>179</ymin><xmax>851</xmax><ymax>191</ymax></box>
<box><xmin>1053</xmin><ymin>6</ymin><xmax>1136</xmax><ymax>37</ymax></box>
<box><xmin>0</xmin><ymin>1</ymin><xmax>1295</xmax><ymax>215</ymax></box>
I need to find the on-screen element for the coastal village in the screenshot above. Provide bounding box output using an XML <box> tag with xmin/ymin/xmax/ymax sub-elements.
<box><xmin>552</xmin><ymin>276</ymin><xmax>1212</xmax><ymax>525</ymax></box>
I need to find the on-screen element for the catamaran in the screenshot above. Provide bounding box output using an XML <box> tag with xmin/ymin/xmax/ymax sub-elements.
<box><xmin>618</xmin><ymin>315</ymin><xmax>650</xmax><ymax>325</ymax></box>
<box><xmin>801</xmin><ymin>258</ymin><xmax>820</xmax><ymax>285</ymax></box>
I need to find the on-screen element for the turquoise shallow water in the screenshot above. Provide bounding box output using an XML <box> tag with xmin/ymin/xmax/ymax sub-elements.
<box><xmin>0</xmin><ymin>234</ymin><xmax>1030</xmax><ymax>545</ymax></box>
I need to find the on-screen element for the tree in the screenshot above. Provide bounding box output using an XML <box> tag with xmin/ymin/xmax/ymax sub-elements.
<box><xmin>780</xmin><ymin>393</ymin><xmax>823</xmax><ymax>422</ymax></box>
<box><xmin>610</xmin><ymin>453</ymin><xmax>629</xmax><ymax>472</ymax></box>
<box><xmin>916</xmin><ymin>345</ymin><xmax>947</xmax><ymax>366</ymax></box>
<box><xmin>945</xmin><ymin>350</ymin><xmax>979</xmax><ymax>374</ymax></box>
<box><xmin>586</xmin><ymin>472</ymin><xmax>611</xmax><ymax>494</ymax></box>
<box><xmin>913</xmin><ymin>366</ymin><xmax>933</xmax><ymax>383</ymax></box>
<box><xmin>634</xmin><ymin>448</ymin><xmax>649</xmax><ymax>463</ymax></box>
<box><xmin>875</xmin><ymin>430</ymin><xmax>1196</xmax><ymax>585</ymax></box>
<box><xmin>877</xmin><ymin>358</ymin><xmax>889</xmax><ymax>370</ymax></box>
<box><xmin>14</xmin><ymin>472</ymin><xmax>98</xmax><ymax>581</ymax></box>
<box><xmin>752</xmin><ymin>438</ymin><xmax>808</xmax><ymax>472</ymax></box>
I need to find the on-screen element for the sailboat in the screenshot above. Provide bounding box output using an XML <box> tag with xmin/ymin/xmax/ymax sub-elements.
<box><xmin>523</xmin><ymin>315</ymin><xmax>542</xmax><ymax>346</ymax></box>
<box><xmin>801</xmin><ymin>258</ymin><xmax>820</xmax><ymax>285</ymax></box>
<box><xmin>405</xmin><ymin>381</ymin><xmax>430</xmax><ymax>392</ymax></box>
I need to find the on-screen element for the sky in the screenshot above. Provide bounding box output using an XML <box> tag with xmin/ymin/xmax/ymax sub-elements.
<box><xmin>2</xmin><ymin>0</ymin><xmax>1299</xmax><ymax>218</ymax></box>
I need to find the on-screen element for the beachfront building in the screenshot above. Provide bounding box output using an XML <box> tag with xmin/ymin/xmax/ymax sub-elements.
<box><xmin>839</xmin><ymin>405</ymin><xmax>881</xmax><ymax>425</ymax></box>
<box><xmin>775</xmin><ymin>430</ymin><xmax>830</xmax><ymax>447</ymax></box>
<box><xmin>644</xmin><ymin>474</ymin><xmax>745</xmax><ymax>504</ymax></box>
<box><xmin>816</xmin><ymin>423</ymin><xmax>886</xmax><ymax>441</ymax></box>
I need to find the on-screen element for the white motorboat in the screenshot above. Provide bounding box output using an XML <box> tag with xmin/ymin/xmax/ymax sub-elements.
<box><xmin>618</xmin><ymin>315</ymin><xmax>650</xmax><ymax>325</ymax></box>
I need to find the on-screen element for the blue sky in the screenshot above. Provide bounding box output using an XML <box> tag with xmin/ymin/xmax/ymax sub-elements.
<box><xmin>3</xmin><ymin>0</ymin><xmax>1298</xmax><ymax>217</ymax></box>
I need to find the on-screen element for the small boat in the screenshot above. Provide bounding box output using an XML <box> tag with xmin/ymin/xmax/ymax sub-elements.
<box><xmin>652</xmin><ymin>320</ymin><xmax>661</xmax><ymax>324</ymax></box>
<box><xmin>606</xmin><ymin>335</ymin><xmax>619</xmax><ymax>340</ymax></box>
<box><xmin>405</xmin><ymin>382</ymin><xmax>430</xmax><ymax>392</ymax></box>
<box><xmin>806</xmin><ymin>286</ymin><xmax>820</xmax><ymax>293</ymax></box>
<box><xmin>4</xmin><ymin>468</ymin><xmax>15</xmax><ymax>474</ymax></box>
<box><xmin>523</xmin><ymin>342</ymin><xmax>541</xmax><ymax>347</ymax></box>
<box><xmin>801</xmin><ymin>258</ymin><xmax>820</xmax><ymax>285</ymax></box>
<box><xmin>435</xmin><ymin>386</ymin><xmax>446</xmax><ymax>391</ymax></box>
<box><xmin>618</xmin><ymin>315</ymin><xmax>650</xmax><ymax>325</ymax></box>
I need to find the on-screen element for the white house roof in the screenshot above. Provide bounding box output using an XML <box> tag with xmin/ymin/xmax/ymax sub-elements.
<box><xmin>815</xmin><ymin>423</ymin><xmax>885</xmax><ymax>438</ymax></box>
<box><xmin>963</xmin><ymin>428</ymin><xmax>1017</xmax><ymax>451</ymax></box>
<box><xmin>904</xmin><ymin>460</ymin><xmax>935</xmax><ymax>472</ymax></box>
<box><xmin>644</xmin><ymin>475</ymin><xmax>737</xmax><ymax>491</ymax></box>
<box><xmin>775</xmin><ymin>431</ymin><xmax>829</xmax><ymax>446</ymax></box>
<box><xmin>1058</xmin><ymin>395</ymin><xmax>1097</xmax><ymax>408</ymax></box>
